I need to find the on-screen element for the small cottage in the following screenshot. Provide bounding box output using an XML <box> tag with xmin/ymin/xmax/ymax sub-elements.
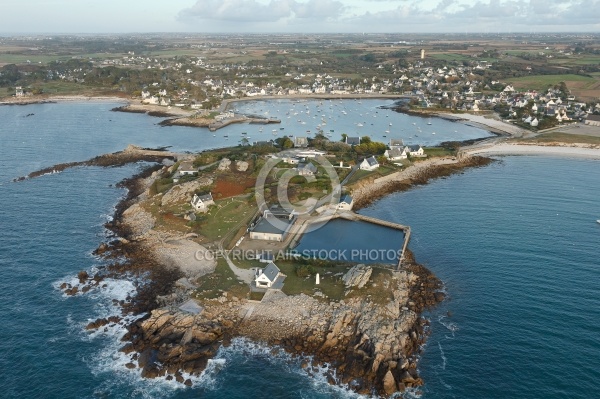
<box><xmin>359</xmin><ymin>156</ymin><xmax>379</xmax><ymax>171</ymax></box>
<box><xmin>254</xmin><ymin>262</ymin><xmax>282</xmax><ymax>289</ymax></box>
<box><xmin>191</xmin><ymin>193</ymin><xmax>214</xmax><ymax>213</ymax></box>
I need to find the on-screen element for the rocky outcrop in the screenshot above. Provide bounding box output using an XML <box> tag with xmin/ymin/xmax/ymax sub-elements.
<box><xmin>217</xmin><ymin>158</ymin><xmax>231</xmax><ymax>171</ymax></box>
<box><xmin>160</xmin><ymin>177</ymin><xmax>213</xmax><ymax>206</ymax></box>
<box><xmin>124</xmin><ymin>258</ymin><xmax>443</xmax><ymax>397</ymax></box>
<box><xmin>342</xmin><ymin>264</ymin><xmax>372</xmax><ymax>289</ymax></box>
<box><xmin>235</xmin><ymin>160</ymin><xmax>249</xmax><ymax>172</ymax></box>
<box><xmin>122</xmin><ymin>203</ymin><xmax>155</xmax><ymax>237</ymax></box>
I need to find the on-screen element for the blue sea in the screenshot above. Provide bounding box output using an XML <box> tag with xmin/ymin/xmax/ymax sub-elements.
<box><xmin>1</xmin><ymin>101</ymin><xmax>598</xmax><ymax>398</ymax></box>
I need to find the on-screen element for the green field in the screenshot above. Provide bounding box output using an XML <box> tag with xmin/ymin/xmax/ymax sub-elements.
<box><xmin>428</xmin><ymin>53</ymin><xmax>471</xmax><ymax>62</ymax></box>
<box><xmin>548</xmin><ymin>56</ymin><xmax>600</xmax><ymax>66</ymax></box>
<box><xmin>520</xmin><ymin>132</ymin><xmax>600</xmax><ymax>145</ymax></box>
<box><xmin>508</xmin><ymin>74</ymin><xmax>596</xmax><ymax>90</ymax></box>
<box><xmin>197</xmin><ymin>199</ymin><xmax>256</xmax><ymax>241</ymax></box>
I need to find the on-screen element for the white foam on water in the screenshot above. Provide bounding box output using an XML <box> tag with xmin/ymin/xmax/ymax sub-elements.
<box><xmin>437</xmin><ymin>315</ymin><xmax>459</xmax><ymax>337</ymax></box>
<box><xmin>438</xmin><ymin>342</ymin><xmax>447</xmax><ymax>370</ymax></box>
<box><xmin>219</xmin><ymin>337</ymin><xmax>371</xmax><ymax>399</ymax></box>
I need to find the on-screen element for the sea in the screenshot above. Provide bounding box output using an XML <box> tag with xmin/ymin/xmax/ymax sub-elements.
<box><xmin>0</xmin><ymin>100</ymin><xmax>598</xmax><ymax>399</ymax></box>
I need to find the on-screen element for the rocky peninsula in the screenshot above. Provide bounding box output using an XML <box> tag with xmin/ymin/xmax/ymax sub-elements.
<box><xmin>50</xmin><ymin>146</ymin><xmax>490</xmax><ymax>397</ymax></box>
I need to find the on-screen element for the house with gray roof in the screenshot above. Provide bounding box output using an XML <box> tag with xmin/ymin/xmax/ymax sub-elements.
<box><xmin>338</xmin><ymin>194</ymin><xmax>354</xmax><ymax>211</ymax></box>
<box><xmin>191</xmin><ymin>192</ymin><xmax>214</xmax><ymax>213</ymax></box>
<box><xmin>297</xmin><ymin>162</ymin><xmax>317</xmax><ymax>176</ymax></box>
<box><xmin>384</xmin><ymin>147</ymin><xmax>408</xmax><ymax>161</ymax></box>
<box><xmin>254</xmin><ymin>262</ymin><xmax>283</xmax><ymax>289</ymax></box>
<box><xmin>359</xmin><ymin>155</ymin><xmax>379</xmax><ymax>171</ymax></box>
<box><xmin>345</xmin><ymin>136</ymin><xmax>361</xmax><ymax>146</ymax></box>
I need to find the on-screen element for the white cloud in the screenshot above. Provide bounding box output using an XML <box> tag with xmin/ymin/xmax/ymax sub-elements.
<box><xmin>178</xmin><ymin>0</ymin><xmax>345</xmax><ymax>23</ymax></box>
<box><xmin>174</xmin><ymin>0</ymin><xmax>600</xmax><ymax>32</ymax></box>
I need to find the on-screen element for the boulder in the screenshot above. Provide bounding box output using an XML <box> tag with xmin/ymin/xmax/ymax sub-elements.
<box><xmin>382</xmin><ymin>370</ymin><xmax>397</xmax><ymax>396</ymax></box>
<box><xmin>217</xmin><ymin>158</ymin><xmax>231</xmax><ymax>171</ymax></box>
<box><xmin>342</xmin><ymin>264</ymin><xmax>373</xmax><ymax>289</ymax></box>
<box><xmin>236</xmin><ymin>160</ymin><xmax>249</xmax><ymax>172</ymax></box>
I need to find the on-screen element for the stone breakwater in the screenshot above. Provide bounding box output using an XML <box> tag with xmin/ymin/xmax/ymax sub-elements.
<box><xmin>13</xmin><ymin>145</ymin><xmax>177</xmax><ymax>182</ymax></box>
<box><xmin>351</xmin><ymin>156</ymin><xmax>493</xmax><ymax>210</ymax></box>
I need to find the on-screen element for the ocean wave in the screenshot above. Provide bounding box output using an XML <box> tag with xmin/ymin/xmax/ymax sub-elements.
<box><xmin>437</xmin><ymin>315</ymin><xmax>459</xmax><ymax>337</ymax></box>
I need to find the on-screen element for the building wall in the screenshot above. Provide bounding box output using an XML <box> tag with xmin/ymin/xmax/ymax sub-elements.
<box><xmin>249</xmin><ymin>231</ymin><xmax>283</xmax><ymax>241</ymax></box>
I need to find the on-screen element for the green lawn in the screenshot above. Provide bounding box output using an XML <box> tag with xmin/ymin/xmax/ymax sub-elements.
<box><xmin>196</xmin><ymin>199</ymin><xmax>256</xmax><ymax>241</ymax></box>
<box><xmin>424</xmin><ymin>147</ymin><xmax>457</xmax><ymax>157</ymax></box>
<box><xmin>509</xmin><ymin>74</ymin><xmax>596</xmax><ymax>91</ymax></box>
<box><xmin>277</xmin><ymin>260</ymin><xmax>395</xmax><ymax>303</ymax></box>
<box><xmin>548</xmin><ymin>56</ymin><xmax>600</xmax><ymax>66</ymax></box>
<box><xmin>428</xmin><ymin>53</ymin><xmax>471</xmax><ymax>62</ymax></box>
<box><xmin>346</xmin><ymin>169</ymin><xmax>375</xmax><ymax>185</ymax></box>
<box><xmin>193</xmin><ymin>258</ymin><xmax>249</xmax><ymax>299</ymax></box>
<box><xmin>519</xmin><ymin>132</ymin><xmax>600</xmax><ymax>145</ymax></box>
<box><xmin>277</xmin><ymin>260</ymin><xmax>350</xmax><ymax>300</ymax></box>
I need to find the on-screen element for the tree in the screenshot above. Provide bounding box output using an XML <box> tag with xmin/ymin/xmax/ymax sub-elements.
<box><xmin>361</xmin><ymin>136</ymin><xmax>372</xmax><ymax>144</ymax></box>
<box><xmin>340</xmin><ymin>133</ymin><xmax>348</xmax><ymax>143</ymax></box>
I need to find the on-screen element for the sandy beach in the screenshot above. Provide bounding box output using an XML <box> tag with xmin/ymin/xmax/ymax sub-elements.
<box><xmin>464</xmin><ymin>142</ymin><xmax>600</xmax><ymax>159</ymax></box>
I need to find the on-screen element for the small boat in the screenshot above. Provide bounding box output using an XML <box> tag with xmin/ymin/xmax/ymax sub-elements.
<box><xmin>427</xmin><ymin>122</ymin><xmax>432</xmax><ymax>125</ymax></box>
<box><xmin>597</xmin><ymin>219</ymin><xmax>600</xmax><ymax>224</ymax></box>
<box><xmin>241</xmin><ymin>132</ymin><xmax>247</xmax><ymax>135</ymax></box>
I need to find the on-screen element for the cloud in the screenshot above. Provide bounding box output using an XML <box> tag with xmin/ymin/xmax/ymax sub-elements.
<box><xmin>175</xmin><ymin>0</ymin><xmax>600</xmax><ymax>32</ymax></box>
<box><xmin>178</xmin><ymin>0</ymin><xmax>345</xmax><ymax>23</ymax></box>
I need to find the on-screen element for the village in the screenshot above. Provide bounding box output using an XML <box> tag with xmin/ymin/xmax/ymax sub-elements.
<box><xmin>4</xmin><ymin>34</ymin><xmax>600</xmax><ymax>132</ymax></box>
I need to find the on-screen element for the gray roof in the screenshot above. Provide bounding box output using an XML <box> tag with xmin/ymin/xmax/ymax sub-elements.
<box><xmin>197</xmin><ymin>193</ymin><xmax>213</xmax><ymax>202</ymax></box>
<box><xmin>365</xmin><ymin>156</ymin><xmax>378</xmax><ymax>166</ymax></box>
<box><xmin>587</xmin><ymin>114</ymin><xmax>600</xmax><ymax>121</ymax></box>
<box><xmin>408</xmin><ymin>145</ymin><xmax>422</xmax><ymax>152</ymax></box>
<box><xmin>387</xmin><ymin>148</ymin><xmax>404</xmax><ymax>158</ymax></box>
<box><xmin>389</xmin><ymin>139</ymin><xmax>404</xmax><ymax>147</ymax></box>
<box><xmin>346</xmin><ymin>136</ymin><xmax>361</xmax><ymax>145</ymax></box>
<box><xmin>252</xmin><ymin>216</ymin><xmax>287</xmax><ymax>234</ymax></box>
<box><xmin>262</xmin><ymin>262</ymin><xmax>280</xmax><ymax>282</ymax></box>
<box><xmin>340</xmin><ymin>194</ymin><xmax>353</xmax><ymax>204</ymax></box>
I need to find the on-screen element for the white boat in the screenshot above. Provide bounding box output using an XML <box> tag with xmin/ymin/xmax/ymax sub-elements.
<box><xmin>597</xmin><ymin>219</ymin><xmax>600</xmax><ymax>224</ymax></box>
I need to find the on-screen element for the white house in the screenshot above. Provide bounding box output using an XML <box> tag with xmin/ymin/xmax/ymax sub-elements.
<box><xmin>249</xmin><ymin>208</ymin><xmax>296</xmax><ymax>242</ymax></box>
<box><xmin>178</xmin><ymin>162</ymin><xmax>198</xmax><ymax>176</ymax></box>
<box><xmin>296</xmin><ymin>162</ymin><xmax>317</xmax><ymax>176</ymax></box>
<box><xmin>254</xmin><ymin>262</ymin><xmax>282</xmax><ymax>289</ymax></box>
<box><xmin>384</xmin><ymin>147</ymin><xmax>408</xmax><ymax>161</ymax></box>
<box><xmin>337</xmin><ymin>194</ymin><xmax>354</xmax><ymax>211</ymax></box>
<box><xmin>359</xmin><ymin>156</ymin><xmax>379</xmax><ymax>171</ymax></box>
<box><xmin>406</xmin><ymin>145</ymin><xmax>425</xmax><ymax>157</ymax></box>
<box><xmin>15</xmin><ymin>86</ymin><xmax>24</xmax><ymax>97</ymax></box>
<box><xmin>294</xmin><ymin>136</ymin><xmax>308</xmax><ymax>148</ymax></box>
<box><xmin>191</xmin><ymin>193</ymin><xmax>214</xmax><ymax>213</ymax></box>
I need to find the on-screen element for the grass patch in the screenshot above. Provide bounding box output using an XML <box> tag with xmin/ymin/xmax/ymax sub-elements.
<box><xmin>193</xmin><ymin>258</ymin><xmax>249</xmax><ymax>300</ymax></box>
<box><xmin>277</xmin><ymin>260</ymin><xmax>351</xmax><ymax>300</ymax></box>
<box><xmin>194</xmin><ymin>198</ymin><xmax>256</xmax><ymax>241</ymax></box>
<box><xmin>346</xmin><ymin>169</ymin><xmax>375</xmax><ymax>185</ymax></box>
<box><xmin>277</xmin><ymin>260</ymin><xmax>395</xmax><ymax>303</ymax></box>
<box><xmin>519</xmin><ymin>132</ymin><xmax>600</xmax><ymax>145</ymax></box>
<box><xmin>424</xmin><ymin>147</ymin><xmax>457</xmax><ymax>157</ymax></box>
<box><xmin>508</xmin><ymin>74</ymin><xmax>595</xmax><ymax>91</ymax></box>
<box><xmin>428</xmin><ymin>53</ymin><xmax>471</xmax><ymax>62</ymax></box>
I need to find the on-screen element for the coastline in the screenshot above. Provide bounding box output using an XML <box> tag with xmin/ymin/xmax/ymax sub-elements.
<box><xmin>53</xmin><ymin>147</ymin><xmax>454</xmax><ymax>396</ymax></box>
<box><xmin>0</xmin><ymin>94</ymin><xmax>130</xmax><ymax>106</ymax></box>
<box><xmin>462</xmin><ymin>142</ymin><xmax>600</xmax><ymax>159</ymax></box>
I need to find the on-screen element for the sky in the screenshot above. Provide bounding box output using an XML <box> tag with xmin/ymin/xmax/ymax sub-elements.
<box><xmin>1</xmin><ymin>0</ymin><xmax>600</xmax><ymax>34</ymax></box>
